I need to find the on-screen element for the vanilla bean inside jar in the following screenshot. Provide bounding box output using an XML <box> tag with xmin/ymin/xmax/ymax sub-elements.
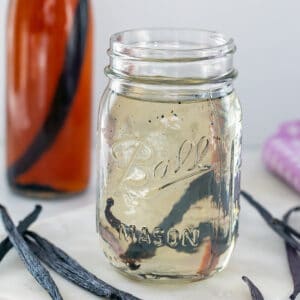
<box><xmin>97</xmin><ymin>28</ymin><xmax>242</xmax><ymax>281</ymax></box>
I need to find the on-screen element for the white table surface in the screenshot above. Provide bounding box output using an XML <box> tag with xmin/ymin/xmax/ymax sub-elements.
<box><xmin>0</xmin><ymin>147</ymin><xmax>299</xmax><ymax>300</ymax></box>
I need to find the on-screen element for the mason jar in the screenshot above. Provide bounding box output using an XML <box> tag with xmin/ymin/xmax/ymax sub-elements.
<box><xmin>97</xmin><ymin>29</ymin><xmax>242</xmax><ymax>281</ymax></box>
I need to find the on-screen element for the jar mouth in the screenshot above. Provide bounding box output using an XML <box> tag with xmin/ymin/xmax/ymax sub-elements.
<box><xmin>108</xmin><ymin>28</ymin><xmax>236</xmax><ymax>62</ymax></box>
<box><xmin>106</xmin><ymin>28</ymin><xmax>237</xmax><ymax>83</ymax></box>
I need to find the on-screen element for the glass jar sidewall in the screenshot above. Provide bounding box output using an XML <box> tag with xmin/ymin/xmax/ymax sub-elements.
<box><xmin>97</xmin><ymin>78</ymin><xmax>242</xmax><ymax>279</ymax></box>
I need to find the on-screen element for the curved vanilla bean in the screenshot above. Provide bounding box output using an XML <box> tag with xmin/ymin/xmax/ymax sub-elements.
<box><xmin>105</xmin><ymin>196</ymin><xmax>231</xmax><ymax>268</ymax></box>
<box><xmin>0</xmin><ymin>205</ymin><xmax>62</xmax><ymax>300</ymax></box>
<box><xmin>283</xmin><ymin>207</ymin><xmax>300</xmax><ymax>300</ymax></box>
<box><xmin>105</xmin><ymin>198</ymin><xmax>121</xmax><ymax>229</ymax></box>
<box><xmin>242</xmin><ymin>276</ymin><xmax>264</xmax><ymax>300</ymax></box>
<box><xmin>25</xmin><ymin>231</ymin><xmax>141</xmax><ymax>300</ymax></box>
<box><xmin>0</xmin><ymin>205</ymin><xmax>42</xmax><ymax>261</ymax></box>
<box><xmin>241</xmin><ymin>191</ymin><xmax>300</xmax><ymax>251</ymax></box>
<box><xmin>107</xmin><ymin>170</ymin><xmax>231</xmax><ymax>261</ymax></box>
<box><xmin>158</xmin><ymin>170</ymin><xmax>214</xmax><ymax>229</ymax></box>
<box><xmin>283</xmin><ymin>206</ymin><xmax>300</xmax><ymax>239</ymax></box>
<box><xmin>7</xmin><ymin>0</ymin><xmax>89</xmax><ymax>184</ymax></box>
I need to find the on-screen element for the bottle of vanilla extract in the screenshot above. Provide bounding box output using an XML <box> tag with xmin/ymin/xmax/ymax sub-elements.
<box><xmin>6</xmin><ymin>0</ymin><xmax>93</xmax><ymax>197</ymax></box>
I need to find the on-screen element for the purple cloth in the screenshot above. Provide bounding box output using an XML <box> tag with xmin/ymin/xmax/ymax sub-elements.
<box><xmin>263</xmin><ymin>121</ymin><xmax>300</xmax><ymax>193</ymax></box>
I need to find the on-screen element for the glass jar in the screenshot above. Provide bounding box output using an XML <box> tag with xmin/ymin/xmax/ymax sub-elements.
<box><xmin>6</xmin><ymin>0</ymin><xmax>92</xmax><ymax>197</ymax></box>
<box><xmin>97</xmin><ymin>29</ymin><xmax>242</xmax><ymax>281</ymax></box>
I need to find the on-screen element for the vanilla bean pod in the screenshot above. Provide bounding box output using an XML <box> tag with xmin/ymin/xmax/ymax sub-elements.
<box><xmin>241</xmin><ymin>191</ymin><xmax>300</xmax><ymax>300</ymax></box>
<box><xmin>0</xmin><ymin>205</ymin><xmax>41</xmax><ymax>261</ymax></box>
<box><xmin>283</xmin><ymin>206</ymin><xmax>300</xmax><ymax>300</ymax></box>
<box><xmin>2</xmin><ymin>191</ymin><xmax>298</xmax><ymax>300</ymax></box>
<box><xmin>0</xmin><ymin>206</ymin><xmax>140</xmax><ymax>299</ymax></box>
<box><xmin>241</xmin><ymin>191</ymin><xmax>300</xmax><ymax>251</ymax></box>
<box><xmin>0</xmin><ymin>205</ymin><xmax>62</xmax><ymax>300</ymax></box>
<box><xmin>242</xmin><ymin>276</ymin><xmax>264</xmax><ymax>300</ymax></box>
<box><xmin>25</xmin><ymin>231</ymin><xmax>141</xmax><ymax>300</ymax></box>
<box><xmin>106</xmin><ymin>171</ymin><xmax>230</xmax><ymax>265</ymax></box>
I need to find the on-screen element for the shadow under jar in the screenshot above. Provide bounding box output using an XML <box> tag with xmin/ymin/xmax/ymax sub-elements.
<box><xmin>97</xmin><ymin>29</ymin><xmax>242</xmax><ymax>281</ymax></box>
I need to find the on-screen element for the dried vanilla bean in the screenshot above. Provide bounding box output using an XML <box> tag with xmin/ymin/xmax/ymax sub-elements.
<box><xmin>241</xmin><ymin>191</ymin><xmax>300</xmax><ymax>300</ymax></box>
<box><xmin>242</xmin><ymin>276</ymin><xmax>264</xmax><ymax>300</ymax></box>
<box><xmin>241</xmin><ymin>191</ymin><xmax>300</xmax><ymax>251</ymax></box>
<box><xmin>0</xmin><ymin>205</ymin><xmax>41</xmax><ymax>262</ymax></box>
<box><xmin>0</xmin><ymin>204</ymin><xmax>62</xmax><ymax>300</ymax></box>
<box><xmin>2</xmin><ymin>191</ymin><xmax>298</xmax><ymax>300</ymax></box>
<box><xmin>283</xmin><ymin>206</ymin><xmax>300</xmax><ymax>300</ymax></box>
<box><xmin>25</xmin><ymin>230</ymin><xmax>141</xmax><ymax>300</ymax></box>
<box><xmin>105</xmin><ymin>171</ymin><xmax>231</xmax><ymax>266</ymax></box>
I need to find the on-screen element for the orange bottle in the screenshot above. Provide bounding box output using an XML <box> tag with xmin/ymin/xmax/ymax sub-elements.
<box><xmin>6</xmin><ymin>0</ymin><xmax>93</xmax><ymax>197</ymax></box>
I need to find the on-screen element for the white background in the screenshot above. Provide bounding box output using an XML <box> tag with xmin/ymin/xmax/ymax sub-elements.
<box><xmin>1</xmin><ymin>0</ymin><xmax>300</xmax><ymax>148</ymax></box>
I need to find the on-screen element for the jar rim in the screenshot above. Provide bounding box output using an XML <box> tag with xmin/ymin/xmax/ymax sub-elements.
<box><xmin>108</xmin><ymin>28</ymin><xmax>236</xmax><ymax>62</ymax></box>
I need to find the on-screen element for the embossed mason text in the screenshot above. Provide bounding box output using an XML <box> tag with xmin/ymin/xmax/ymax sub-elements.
<box><xmin>118</xmin><ymin>223</ymin><xmax>202</xmax><ymax>249</ymax></box>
